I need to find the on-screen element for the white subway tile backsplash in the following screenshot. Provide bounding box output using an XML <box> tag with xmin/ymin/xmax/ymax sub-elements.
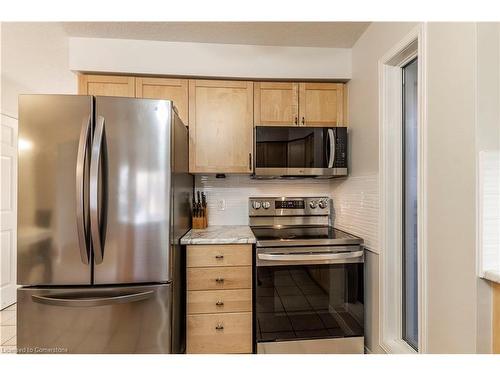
<box><xmin>331</xmin><ymin>174</ymin><xmax>379</xmax><ymax>252</ymax></box>
<box><xmin>195</xmin><ymin>173</ymin><xmax>379</xmax><ymax>252</ymax></box>
<box><xmin>195</xmin><ymin>175</ymin><xmax>332</xmax><ymax>225</ymax></box>
<box><xmin>478</xmin><ymin>151</ymin><xmax>500</xmax><ymax>277</ymax></box>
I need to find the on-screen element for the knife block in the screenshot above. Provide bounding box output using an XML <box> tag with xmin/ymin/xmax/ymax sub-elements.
<box><xmin>192</xmin><ymin>208</ymin><xmax>208</xmax><ymax>229</ymax></box>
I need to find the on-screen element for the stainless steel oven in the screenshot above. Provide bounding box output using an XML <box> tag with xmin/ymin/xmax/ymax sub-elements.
<box><xmin>250</xmin><ymin>197</ymin><xmax>364</xmax><ymax>354</ymax></box>
<box><xmin>253</xmin><ymin>126</ymin><xmax>348</xmax><ymax>178</ymax></box>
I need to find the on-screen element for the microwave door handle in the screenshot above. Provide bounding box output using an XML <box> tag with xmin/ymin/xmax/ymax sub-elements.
<box><xmin>90</xmin><ymin>116</ymin><xmax>105</xmax><ymax>264</ymax></box>
<box><xmin>327</xmin><ymin>129</ymin><xmax>335</xmax><ymax>168</ymax></box>
<box><xmin>258</xmin><ymin>250</ymin><xmax>364</xmax><ymax>262</ymax></box>
<box><xmin>76</xmin><ymin>115</ymin><xmax>91</xmax><ymax>265</ymax></box>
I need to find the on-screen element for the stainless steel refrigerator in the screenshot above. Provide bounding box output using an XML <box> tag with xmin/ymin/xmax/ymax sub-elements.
<box><xmin>17</xmin><ymin>95</ymin><xmax>193</xmax><ymax>354</ymax></box>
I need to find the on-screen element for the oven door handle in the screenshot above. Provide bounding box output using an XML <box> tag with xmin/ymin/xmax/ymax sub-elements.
<box><xmin>257</xmin><ymin>250</ymin><xmax>364</xmax><ymax>262</ymax></box>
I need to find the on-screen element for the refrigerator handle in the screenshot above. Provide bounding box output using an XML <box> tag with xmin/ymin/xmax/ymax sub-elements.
<box><xmin>90</xmin><ymin>115</ymin><xmax>106</xmax><ymax>264</ymax></box>
<box><xmin>32</xmin><ymin>290</ymin><xmax>154</xmax><ymax>307</ymax></box>
<box><xmin>76</xmin><ymin>115</ymin><xmax>91</xmax><ymax>264</ymax></box>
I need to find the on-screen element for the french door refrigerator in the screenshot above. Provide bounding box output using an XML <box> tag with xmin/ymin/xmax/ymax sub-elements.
<box><xmin>17</xmin><ymin>95</ymin><xmax>193</xmax><ymax>354</ymax></box>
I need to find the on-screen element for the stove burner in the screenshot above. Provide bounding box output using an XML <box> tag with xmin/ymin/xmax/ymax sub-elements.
<box><xmin>251</xmin><ymin>226</ymin><xmax>363</xmax><ymax>247</ymax></box>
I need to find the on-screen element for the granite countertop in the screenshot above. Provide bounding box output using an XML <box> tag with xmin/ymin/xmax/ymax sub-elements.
<box><xmin>180</xmin><ymin>225</ymin><xmax>256</xmax><ymax>245</ymax></box>
<box><xmin>483</xmin><ymin>270</ymin><xmax>500</xmax><ymax>284</ymax></box>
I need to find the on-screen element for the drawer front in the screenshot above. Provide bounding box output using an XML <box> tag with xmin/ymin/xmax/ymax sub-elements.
<box><xmin>187</xmin><ymin>244</ymin><xmax>252</xmax><ymax>267</ymax></box>
<box><xmin>187</xmin><ymin>289</ymin><xmax>252</xmax><ymax>314</ymax></box>
<box><xmin>187</xmin><ymin>312</ymin><xmax>252</xmax><ymax>354</ymax></box>
<box><xmin>187</xmin><ymin>266</ymin><xmax>252</xmax><ymax>291</ymax></box>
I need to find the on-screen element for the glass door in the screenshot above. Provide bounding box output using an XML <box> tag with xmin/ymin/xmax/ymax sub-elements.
<box><xmin>402</xmin><ymin>58</ymin><xmax>419</xmax><ymax>350</ymax></box>
<box><xmin>255</xmin><ymin>263</ymin><xmax>363</xmax><ymax>343</ymax></box>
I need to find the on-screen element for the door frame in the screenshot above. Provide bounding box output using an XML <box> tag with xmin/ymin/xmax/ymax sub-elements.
<box><xmin>1</xmin><ymin>113</ymin><xmax>18</xmax><ymax>309</ymax></box>
<box><xmin>378</xmin><ymin>24</ymin><xmax>428</xmax><ymax>353</ymax></box>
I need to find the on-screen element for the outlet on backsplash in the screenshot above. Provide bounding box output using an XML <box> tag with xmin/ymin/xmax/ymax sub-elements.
<box><xmin>217</xmin><ymin>199</ymin><xmax>226</xmax><ymax>211</ymax></box>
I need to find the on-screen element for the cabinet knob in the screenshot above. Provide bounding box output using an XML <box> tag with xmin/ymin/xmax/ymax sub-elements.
<box><xmin>215</xmin><ymin>277</ymin><xmax>225</xmax><ymax>283</ymax></box>
<box><xmin>294</xmin><ymin>116</ymin><xmax>298</xmax><ymax>125</ymax></box>
<box><xmin>215</xmin><ymin>255</ymin><xmax>224</xmax><ymax>260</ymax></box>
<box><xmin>215</xmin><ymin>323</ymin><xmax>224</xmax><ymax>331</ymax></box>
<box><xmin>216</xmin><ymin>300</ymin><xmax>224</xmax><ymax>306</ymax></box>
<box><xmin>301</xmin><ymin>117</ymin><xmax>305</xmax><ymax>125</ymax></box>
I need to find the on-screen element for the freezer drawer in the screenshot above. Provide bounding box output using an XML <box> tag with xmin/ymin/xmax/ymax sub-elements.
<box><xmin>17</xmin><ymin>284</ymin><xmax>172</xmax><ymax>354</ymax></box>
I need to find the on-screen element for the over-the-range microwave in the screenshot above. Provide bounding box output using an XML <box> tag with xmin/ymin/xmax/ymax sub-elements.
<box><xmin>253</xmin><ymin>126</ymin><xmax>348</xmax><ymax>178</ymax></box>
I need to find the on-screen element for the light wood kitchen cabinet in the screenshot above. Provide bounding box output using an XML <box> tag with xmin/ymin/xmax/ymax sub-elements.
<box><xmin>186</xmin><ymin>244</ymin><xmax>252</xmax><ymax>267</ymax></box>
<box><xmin>254</xmin><ymin>82</ymin><xmax>299</xmax><ymax>126</ymax></box>
<box><xmin>187</xmin><ymin>289</ymin><xmax>252</xmax><ymax>314</ymax></box>
<box><xmin>78</xmin><ymin>74</ymin><xmax>135</xmax><ymax>97</ymax></box>
<box><xmin>187</xmin><ymin>312</ymin><xmax>252</xmax><ymax>354</ymax></box>
<box><xmin>299</xmin><ymin>82</ymin><xmax>345</xmax><ymax>127</ymax></box>
<box><xmin>135</xmin><ymin>77</ymin><xmax>189</xmax><ymax>125</ymax></box>
<box><xmin>494</xmin><ymin>282</ymin><xmax>500</xmax><ymax>353</ymax></box>
<box><xmin>188</xmin><ymin>79</ymin><xmax>254</xmax><ymax>174</ymax></box>
<box><xmin>187</xmin><ymin>266</ymin><xmax>252</xmax><ymax>291</ymax></box>
<box><xmin>254</xmin><ymin>81</ymin><xmax>345</xmax><ymax>127</ymax></box>
<box><xmin>186</xmin><ymin>244</ymin><xmax>253</xmax><ymax>354</ymax></box>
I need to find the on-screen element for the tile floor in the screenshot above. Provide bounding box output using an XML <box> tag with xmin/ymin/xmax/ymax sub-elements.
<box><xmin>0</xmin><ymin>304</ymin><xmax>17</xmax><ymax>354</ymax></box>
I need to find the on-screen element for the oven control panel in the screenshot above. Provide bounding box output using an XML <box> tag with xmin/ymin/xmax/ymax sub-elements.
<box><xmin>275</xmin><ymin>200</ymin><xmax>305</xmax><ymax>209</ymax></box>
<box><xmin>249</xmin><ymin>197</ymin><xmax>330</xmax><ymax>217</ymax></box>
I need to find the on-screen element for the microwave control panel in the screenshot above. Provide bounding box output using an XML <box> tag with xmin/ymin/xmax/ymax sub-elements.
<box><xmin>334</xmin><ymin>127</ymin><xmax>348</xmax><ymax>168</ymax></box>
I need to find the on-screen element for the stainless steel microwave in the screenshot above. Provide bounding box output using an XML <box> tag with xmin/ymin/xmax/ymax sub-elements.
<box><xmin>253</xmin><ymin>126</ymin><xmax>348</xmax><ymax>178</ymax></box>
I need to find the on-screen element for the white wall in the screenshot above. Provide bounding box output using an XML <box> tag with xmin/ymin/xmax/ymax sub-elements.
<box><xmin>425</xmin><ymin>22</ymin><xmax>492</xmax><ymax>354</ymax></box>
<box><xmin>68</xmin><ymin>37</ymin><xmax>351</xmax><ymax>80</ymax></box>
<box><xmin>1</xmin><ymin>22</ymin><xmax>77</xmax><ymax>118</ymax></box>
<box><xmin>474</xmin><ymin>22</ymin><xmax>500</xmax><ymax>353</ymax></box>
<box><xmin>345</xmin><ymin>21</ymin><xmax>494</xmax><ymax>354</ymax></box>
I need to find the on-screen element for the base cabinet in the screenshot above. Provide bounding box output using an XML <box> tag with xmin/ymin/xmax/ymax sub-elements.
<box><xmin>186</xmin><ymin>244</ymin><xmax>253</xmax><ymax>354</ymax></box>
<box><xmin>187</xmin><ymin>312</ymin><xmax>252</xmax><ymax>354</ymax></box>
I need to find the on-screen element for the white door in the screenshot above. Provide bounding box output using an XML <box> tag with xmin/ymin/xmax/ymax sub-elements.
<box><xmin>1</xmin><ymin>113</ymin><xmax>17</xmax><ymax>309</ymax></box>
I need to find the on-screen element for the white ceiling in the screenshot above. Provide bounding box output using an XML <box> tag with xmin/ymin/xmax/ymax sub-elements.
<box><xmin>61</xmin><ymin>22</ymin><xmax>370</xmax><ymax>48</ymax></box>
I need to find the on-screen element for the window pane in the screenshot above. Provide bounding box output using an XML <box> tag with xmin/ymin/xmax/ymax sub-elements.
<box><xmin>402</xmin><ymin>58</ymin><xmax>418</xmax><ymax>350</ymax></box>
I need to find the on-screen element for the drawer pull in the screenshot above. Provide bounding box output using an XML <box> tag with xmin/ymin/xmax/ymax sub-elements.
<box><xmin>215</xmin><ymin>255</ymin><xmax>224</xmax><ymax>260</ymax></box>
<box><xmin>215</xmin><ymin>277</ymin><xmax>225</xmax><ymax>283</ymax></box>
<box><xmin>215</xmin><ymin>300</ymin><xmax>224</xmax><ymax>306</ymax></box>
<box><xmin>215</xmin><ymin>323</ymin><xmax>224</xmax><ymax>331</ymax></box>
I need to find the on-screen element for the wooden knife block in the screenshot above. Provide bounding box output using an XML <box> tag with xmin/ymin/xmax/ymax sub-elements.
<box><xmin>192</xmin><ymin>208</ymin><xmax>208</xmax><ymax>229</ymax></box>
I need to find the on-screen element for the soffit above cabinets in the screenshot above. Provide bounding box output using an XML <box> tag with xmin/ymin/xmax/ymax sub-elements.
<box><xmin>61</xmin><ymin>22</ymin><xmax>370</xmax><ymax>48</ymax></box>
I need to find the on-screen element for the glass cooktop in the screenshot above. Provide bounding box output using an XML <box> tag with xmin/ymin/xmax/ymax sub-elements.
<box><xmin>251</xmin><ymin>226</ymin><xmax>363</xmax><ymax>247</ymax></box>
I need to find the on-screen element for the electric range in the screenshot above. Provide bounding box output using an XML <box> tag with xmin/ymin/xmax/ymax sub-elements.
<box><xmin>249</xmin><ymin>196</ymin><xmax>365</xmax><ymax>354</ymax></box>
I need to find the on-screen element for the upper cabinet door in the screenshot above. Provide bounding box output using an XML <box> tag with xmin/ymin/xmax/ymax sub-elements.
<box><xmin>78</xmin><ymin>75</ymin><xmax>135</xmax><ymax>97</ymax></box>
<box><xmin>136</xmin><ymin>77</ymin><xmax>189</xmax><ymax>126</ymax></box>
<box><xmin>254</xmin><ymin>82</ymin><xmax>299</xmax><ymax>126</ymax></box>
<box><xmin>189</xmin><ymin>80</ymin><xmax>254</xmax><ymax>174</ymax></box>
<box><xmin>298</xmin><ymin>83</ymin><xmax>344</xmax><ymax>127</ymax></box>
